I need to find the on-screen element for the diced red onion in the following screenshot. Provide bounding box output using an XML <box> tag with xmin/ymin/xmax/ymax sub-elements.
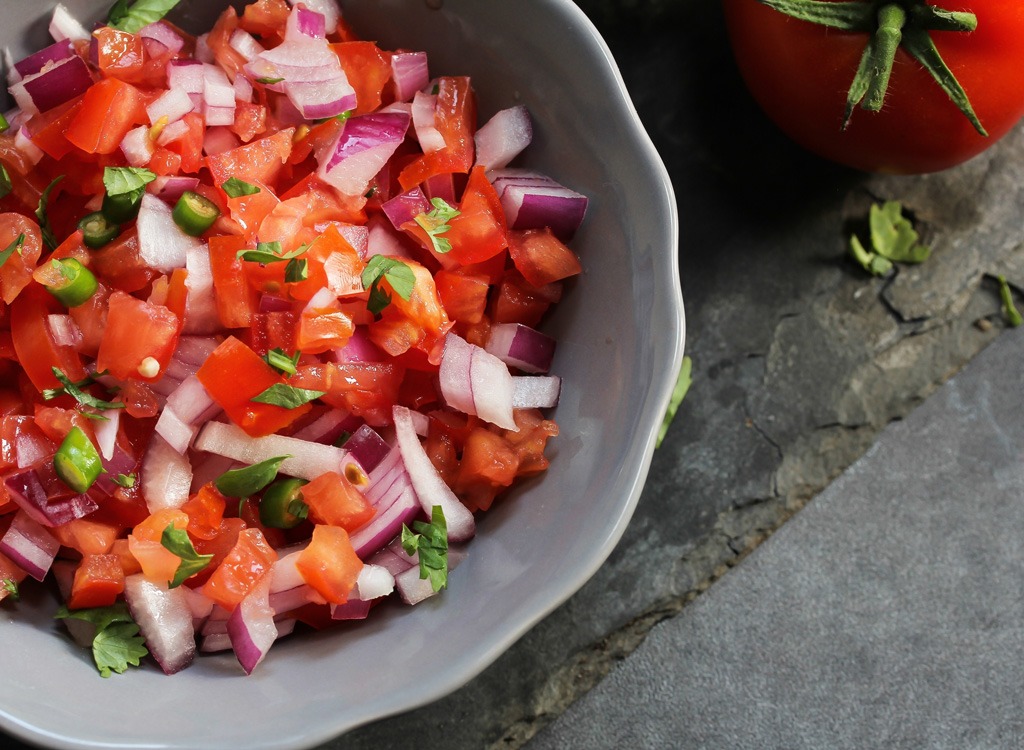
<box><xmin>269</xmin><ymin>584</ymin><xmax>319</xmax><ymax>615</ymax></box>
<box><xmin>318</xmin><ymin>111</ymin><xmax>410</xmax><ymax>197</ymax></box>
<box><xmin>367</xmin><ymin>546</ymin><xmax>416</xmax><ymax>577</ymax></box>
<box><xmin>13</xmin><ymin>39</ymin><xmax>75</xmax><ymax>79</ymax></box>
<box><xmin>137</xmin><ymin>192</ymin><xmax>204</xmax><ymax>272</ymax></box>
<box><xmin>169</xmin><ymin>336</ymin><xmax>221</xmax><ymax>374</ymax></box>
<box><xmin>156</xmin><ymin>117</ymin><xmax>190</xmax><ymax>147</ymax></box>
<box><xmin>412</xmin><ymin>91</ymin><xmax>444</xmax><ymax>153</ymax></box>
<box><xmin>228</xmin><ymin>580</ymin><xmax>277</xmax><ymax>675</ymax></box>
<box><xmin>290</xmin><ymin>408</ymin><xmax>352</xmax><ymax>445</ymax></box>
<box><xmin>47</xmin><ymin>313</ymin><xmax>83</xmax><ymax>349</ymax></box>
<box><xmin>234</xmin><ymin>75</ymin><xmax>253</xmax><ymax>103</ymax></box>
<box><xmin>329</xmin><ymin>326</ymin><xmax>384</xmax><ymax>363</ymax></box>
<box><xmin>229</xmin><ymin>28</ymin><xmax>266</xmax><ymax>63</ymax></box>
<box><xmin>393</xmin><ymin>405</ymin><xmax>476</xmax><ymax>542</ymax></box>
<box><xmin>182</xmin><ymin>583</ymin><xmax>215</xmax><ymax>629</ymax></box>
<box><xmin>154</xmin><ymin>406</ymin><xmax>197</xmax><ymax>455</ymax></box>
<box><xmin>390</xmin><ymin>51</ymin><xmax>429</xmax><ymax>102</ymax></box>
<box><xmin>269</xmin><ymin>549</ymin><xmax>306</xmax><ymax>593</ymax></box>
<box><xmin>423</xmin><ymin>172</ymin><xmax>457</xmax><ymax>204</ymax></box>
<box><xmin>365</xmin><ymin>214</ymin><xmax>415</xmax><ymax>261</ymax></box>
<box><xmin>11</xmin><ymin>418</ymin><xmax>55</xmax><ymax>469</ymax></box>
<box><xmin>167</xmin><ymin>59</ymin><xmax>204</xmax><ymax>110</ymax></box>
<box><xmin>140</xmin><ymin>22</ymin><xmax>185</xmax><ymax>59</ymax></box>
<box><xmin>141</xmin><ymin>434</ymin><xmax>193</xmax><ymax>512</ymax></box>
<box><xmin>124</xmin><ymin>574</ymin><xmax>196</xmax><ymax>675</ymax></box>
<box><xmin>474</xmin><ymin>105</ymin><xmax>532</xmax><ymax>171</ymax></box>
<box><xmin>354</xmin><ymin>563</ymin><xmax>394</xmax><ymax>600</ymax></box>
<box><xmin>92</xmin><ymin>408</ymin><xmax>121</xmax><ymax>462</ymax></box>
<box><xmin>349</xmin><ymin>485</ymin><xmax>420</xmax><ymax>558</ymax></box>
<box><xmin>9</xmin><ymin>54</ymin><xmax>90</xmax><ymax>116</ymax></box>
<box><xmin>341</xmin><ymin>424</ymin><xmax>390</xmax><ymax>473</ymax></box>
<box><xmin>329</xmin><ymin>599</ymin><xmax>372</xmax><ymax>620</ymax></box>
<box><xmin>439</xmin><ymin>333</ymin><xmax>516</xmax><ymax>430</ymax></box>
<box><xmin>166</xmin><ymin>377</ymin><xmax>220</xmax><ymax>426</ymax></box>
<box><xmin>511</xmin><ymin>375</ymin><xmax>561</xmax><ymax>409</ymax></box>
<box><xmin>194</xmin><ymin>33</ymin><xmax>214</xmax><ymax>64</ymax></box>
<box><xmin>485</xmin><ymin>322</ymin><xmax>556</xmax><ymax>374</ymax></box>
<box><xmin>93</xmin><ymin>442</ymin><xmax>138</xmax><ymax>496</ymax></box>
<box><xmin>203</xmin><ymin>64</ymin><xmax>236</xmax><ymax>126</ymax></box>
<box><xmin>5</xmin><ymin>49</ymin><xmax>20</xmax><ymax>86</ymax></box>
<box><xmin>183</xmin><ymin>244</ymin><xmax>221</xmax><ymax>334</ymax></box>
<box><xmin>0</xmin><ymin>511</ymin><xmax>59</xmax><ymax>581</ymax></box>
<box><xmin>285</xmin><ymin>5</ymin><xmax>327</xmax><ymax>41</ymax></box>
<box><xmin>14</xmin><ymin>126</ymin><xmax>43</xmax><ymax>165</ymax></box>
<box><xmin>188</xmin><ymin>451</ymin><xmax>238</xmax><ymax>494</ymax></box>
<box><xmin>194</xmin><ymin>421</ymin><xmax>350</xmax><ymax>481</ymax></box>
<box><xmin>49</xmin><ymin>4</ymin><xmax>90</xmax><ymax>43</ymax></box>
<box><xmin>286</xmin><ymin>78</ymin><xmax>357</xmax><ymax>120</ymax></box>
<box><xmin>202</xmin><ymin>125</ymin><xmax>240</xmax><ymax>156</ymax></box>
<box><xmin>490</xmin><ymin>169</ymin><xmax>588</xmax><ymax>241</ymax></box>
<box><xmin>149</xmin><ymin>175</ymin><xmax>200</xmax><ymax>202</ymax></box>
<box><xmin>382</xmin><ymin>186</ymin><xmax>429</xmax><ymax>231</ymax></box>
<box><xmin>438</xmin><ymin>333</ymin><xmax>475</xmax><ymax>416</ymax></box>
<box><xmin>147</xmin><ymin>87</ymin><xmax>194</xmax><ymax>126</ymax></box>
<box><xmin>287</xmin><ymin>0</ymin><xmax>339</xmax><ymax>30</ymax></box>
<box><xmin>120</xmin><ymin>125</ymin><xmax>155</xmax><ymax>167</ymax></box>
<box><xmin>5</xmin><ymin>465</ymin><xmax>98</xmax><ymax>528</ymax></box>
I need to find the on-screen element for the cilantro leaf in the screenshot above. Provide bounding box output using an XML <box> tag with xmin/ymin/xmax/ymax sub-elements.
<box><xmin>44</xmin><ymin>367</ymin><xmax>125</xmax><ymax>412</ymax></box>
<box><xmin>251</xmin><ymin>383</ymin><xmax>325</xmax><ymax>409</ymax></box>
<box><xmin>108</xmin><ymin>0</ymin><xmax>181</xmax><ymax>34</ymax></box>
<box><xmin>997</xmin><ymin>275</ymin><xmax>1022</xmax><ymax>327</ymax></box>
<box><xmin>161</xmin><ymin>523</ymin><xmax>214</xmax><ymax>588</ymax></box>
<box><xmin>92</xmin><ymin>621</ymin><xmax>148</xmax><ymax>678</ymax></box>
<box><xmin>255</xmin><ymin>77</ymin><xmax>285</xmax><ymax>85</ymax></box>
<box><xmin>112</xmin><ymin>472</ymin><xmax>136</xmax><ymax>488</ymax></box>
<box><xmin>55</xmin><ymin>602</ymin><xmax>148</xmax><ymax>678</ymax></box>
<box><xmin>237</xmin><ymin>241</ymin><xmax>308</xmax><ymax>264</ymax></box>
<box><xmin>264</xmin><ymin>348</ymin><xmax>300</xmax><ymax>375</ymax></box>
<box><xmin>0</xmin><ymin>233</ymin><xmax>24</xmax><ymax>269</ymax></box>
<box><xmin>657</xmin><ymin>355</ymin><xmax>692</xmax><ymax>448</ymax></box>
<box><xmin>215</xmin><ymin>455</ymin><xmax>290</xmax><ymax>498</ymax></box>
<box><xmin>0</xmin><ymin>164</ymin><xmax>12</xmax><ymax>200</ymax></box>
<box><xmin>2</xmin><ymin>577</ymin><xmax>19</xmax><ymax>601</ymax></box>
<box><xmin>401</xmin><ymin>505</ymin><xmax>448</xmax><ymax>592</ymax></box>
<box><xmin>285</xmin><ymin>257</ymin><xmax>308</xmax><ymax>283</ymax></box>
<box><xmin>103</xmin><ymin>166</ymin><xmax>156</xmax><ymax>197</ymax></box>
<box><xmin>36</xmin><ymin>175</ymin><xmax>64</xmax><ymax>251</ymax></box>
<box><xmin>413</xmin><ymin>197</ymin><xmax>460</xmax><ymax>255</ymax></box>
<box><xmin>221</xmin><ymin>177</ymin><xmax>261</xmax><ymax>198</ymax></box>
<box><xmin>361</xmin><ymin>255</ymin><xmax>416</xmax><ymax>316</ymax></box>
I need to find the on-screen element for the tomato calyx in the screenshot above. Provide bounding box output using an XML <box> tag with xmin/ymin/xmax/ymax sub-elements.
<box><xmin>758</xmin><ymin>0</ymin><xmax>986</xmax><ymax>136</ymax></box>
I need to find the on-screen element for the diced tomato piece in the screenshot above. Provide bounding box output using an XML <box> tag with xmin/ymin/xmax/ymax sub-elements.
<box><xmin>435</xmin><ymin>269</ymin><xmax>489</xmax><ymax>324</ymax></box>
<box><xmin>0</xmin><ymin>213</ymin><xmax>42</xmax><ymax>305</ymax></box>
<box><xmin>68</xmin><ymin>554</ymin><xmax>125</xmax><ymax>610</ymax></box>
<box><xmin>88</xmin><ymin>228</ymin><xmax>159</xmax><ymax>293</ymax></box>
<box><xmin>491</xmin><ymin>270</ymin><xmax>562</xmax><ymax>328</ymax></box>
<box><xmin>149</xmin><ymin>147</ymin><xmax>183</xmax><ymax>176</ymax></box>
<box><xmin>504</xmin><ymin>408</ymin><xmax>560</xmax><ymax>477</ymax></box>
<box><xmin>91</xmin><ymin>27</ymin><xmax>145</xmax><ymax>82</ymax></box>
<box><xmin>454</xmin><ymin>427</ymin><xmax>519</xmax><ymax>512</ymax></box>
<box><xmin>222</xmin><ymin>179</ymin><xmax>280</xmax><ymax>238</ymax></box>
<box><xmin>180</xmin><ymin>484</ymin><xmax>228</xmax><ymax>542</ymax></box>
<box><xmin>110</xmin><ymin>538</ymin><xmax>143</xmax><ymax>577</ymax></box>
<box><xmin>24</xmin><ymin>96</ymin><xmax>84</xmax><ymax>160</ymax></box>
<box><xmin>240</xmin><ymin>0</ymin><xmax>290</xmax><ymax>40</ymax></box>
<box><xmin>398</xmin><ymin>77</ymin><xmax>476</xmax><ymax>190</ymax></box>
<box><xmin>96</xmin><ymin>291</ymin><xmax>182</xmax><ymax>383</ymax></box>
<box><xmin>296</xmin><ymin>524</ymin><xmax>362</xmax><ymax>605</ymax></box>
<box><xmin>333</xmin><ymin>42</ymin><xmax>392</xmax><ymax>115</ymax></box>
<box><xmin>367</xmin><ymin>258</ymin><xmax>451</xmax><ymax>360</ymax></box>
<box><xmin>66</xmin><ymin>78</ymin><xmax>147</xmax><ymax>155</ymax></box>
<box><xmin>301</xmin><ymin>471</ymin><xmax>374</xmax><ymax>531</ymax></box>
<box><xmin>190</xmin><ymin>517</ymin><xmax>245</xmax><ymax>587</ymax></box>
<box><xmin>51</xmin><ymin>516</ymin><xmax>118</xmax><ymax>556</ymax></box>
<box><xmin>128</xmin><ymin>508</ymin><xmax>189</xmax><ymax>585</ymax></box>
<box><xmin>297</xmin><ymin>304</ymin><xmax>355</xmax><ymax>354</ymax></box>
<box><xmin>10</xmin><ymin>284</ymin><xmax>86</xmax><ymax>391</ymax></box>
<box><xmin>201</xmin><ymin>527</ymin><xmax>277</xmax><ymax>610</ymax></box>
<box><xmin>293</xmin><ymin>361</ymin><xmax>404</xmax><ymax>426</ymax></box>
<box><xmin>249</xmin><ymin>310</ymin><xmax>297</xmax><ymax>356</ymax></box>
<box><xmin>207</xmin><ymin>6</ymin><xmax>248</xmax><ymax>81</ymax></box>
<box><xmin>508</xmin><ymin>227</ymin><xmax>583</xmax><ymax>286</ymax></box>
<box><xmin>196</xmin><ymin>335</ymin><xmax>311</xmax><ymax>436</ymax></box>
<box><xmin>164</xmin><ymin>268</ymin><xmax>190</xmax><ymax>322</ymax></box>
<box><xmin>33</xmin><ymin>405</ymin><xmax>97</xmax><ymax>446</ymax></box>
<box><xmin>208</xmin><ymin>234</ymin><xmax>259</xmax><ymax>328</ymax></box>
<box><xmin>289</xmin><ymin>223</ymin><xmax>365</xmax><ymax>301</ymax></box>
<box><xmin>164</xmin><ymin>112</ymin><xmax>205</xmax><ymax>174</ymax></box>
<box><xmin>206</xmin><ymin>128</ymin><xmax>295</xmax><ymax>193</ymax></box>
<box><xmin>231</xmin><ymin>101</ymin><xmax>269</xmax><ymax>143</ymax></box>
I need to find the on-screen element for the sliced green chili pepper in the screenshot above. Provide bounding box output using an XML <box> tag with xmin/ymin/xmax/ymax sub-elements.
<box><xmin>44</xmin><ymin>259</ymin><xmax>98</xmax><ymax>308</ymax></box>
<box><xmin>78</xmin><ymin>211</ymin><xmax>120</xmax><ymax>249</ymax></box>
<box><xmin>172</xmin><ymin>191</ymin><xmax>220</xmax><ymax>237</ymax></box>
<box><xmin>259</xmin><ymin>478</ymin><xmax>309</xmax><ymax>529</ymax></box>
<box><xmin>101</xmin><ymin>190</ymin><xmax>144</xmax><ymax>224</ymax></box>
<box><xmin>54</xmin><ymin>426</ymin><xmax>103</xmax><ymax>493</ymax></box>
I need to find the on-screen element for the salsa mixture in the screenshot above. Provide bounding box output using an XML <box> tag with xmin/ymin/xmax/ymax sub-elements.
<box><xmin>0</xmin><ymin>0</ymin><xmax>586</xmax><ymax>676</ymax></box>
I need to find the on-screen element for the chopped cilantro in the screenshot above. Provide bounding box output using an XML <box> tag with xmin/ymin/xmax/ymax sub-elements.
<box><xmin>161</xmin><ymin>524</ymin><xmax>214</xmax><ymax>588</ymax></box>
<box><xmin>849</xmin><ymin>200</ymin><xmax>929</xmax><ymax>276</ymax></box>
<box><xmin>43</xmin><ymin>367</ymin><xmax>125</xmax><ymax>413</ymax></box>
<box><xmin>264</xmin><ymin>348</ymin><xmax>300</xmax><ymax>375</ymax></box>
<box><xmin>0</xmin><ymin>164</ymin><xmax>12</xmax><ymax>200</ymax></box>
<box><xmin>0</xmin><ymin>233</ymin><xmax>24</xmax><ymax>269</ymax></box>
<box><xmin>103</xmin><ymin>166</ymin><xmax>156</xmax><ymax>197</ymax></box>
<box><xmin>657</xmin><ymin>356</ymin><xmax>692</xmax><ymax>448</ymax></box>
<box><xmin>2</xmin><ymin>577</ymin><xmax>19</xmax><ymax>601</ymax></box>
<box><xmin>361</xmin><ymin>255</ymin><xmax>416</xmax><ymax>316</ymax></box>
<box><xmin>215</xmin><ymin>455</ymin><xmax>290</xmax><ymax>498</ymax></box>
<box><xmin>413</xmin><ymin>197</ymin><xmax>460</xmax><ymax>255</ymax></box>
<box><xmin>237</xmin><ymin>241</ymin><xmax>308</xmax><ymax>265</ymax></box>
<box><xmin>401</xmin><ymin>505</ymin><xmax>449</xmax><ymax>592</ymax></box>
<box><xmin>221</xmin><ymin>177</ymin><xmax>261</xmax><ymax>198</ymax></box>
<box><xmin>55</xmin><ymin>602</ymin><xmax>148</xmax><ymax>678</ymax></box>
<box><xmin>36</xmin><ymin>175</ymin><xmax>64</xmax><ymax>251</ymax></box>
<box><xmin>285</xmin><ymin>257</ymin><xmax>308</xmax><ymax>283</ymax></box>
<box><xmin>251</xmin><ymin>383</ymin><xmax>325</xmax><ymax>409</ymax></box>
<box><xmin>108</xmin><ymin>0</ymin><xmax>181</xmax><ymax>34</ymax></box>
<box><xmin>112</xmin><ymin>472</ymin><xmax>137</xmax><ymax>488</ymax></box>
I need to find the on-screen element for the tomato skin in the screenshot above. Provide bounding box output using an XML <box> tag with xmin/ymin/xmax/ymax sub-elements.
<box><xmin>201</xmin><ymin>526</ymin><xmax>277</xmax><ymax>610</ymax></box>
<box><xmin>0</xmin><ymin>213</ymin><xmax>42</xmax><ymax>304</ymax></box>
<box><xmin>300</xmin><ymin>471</ymin><xmax>375</xmax><ymax>531</ymax></box>
<box><xmin>65</xmin><ymin>78</ymin><xmax>147</xmax><ymax>155</ymax></box>
<box><xmin>296</xmin><ymin>524</ymin><xmax>362</xmax><ymax>605</ymax></box>
<box><xmin>722</xmin><ymin>0</ymin><xmax>1024</xmax><ymax>174</ymax></box>
<box><xmin>10</xmin><ymin>284</ymin><xmax>86</xmax><ymax>391</ymax></box>
<box><xmin>96</xmin><ymin>291</ymin><xmax>182</xmax><ymax>383</ymax></box>
<box><xmin>68</xmin><ymin>554</ymin><xmax>125</xmax><ymax>610</ymax></box>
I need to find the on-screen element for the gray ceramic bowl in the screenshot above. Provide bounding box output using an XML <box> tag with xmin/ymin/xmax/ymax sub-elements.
<box><xmin>0</xmin><ymin>1</ymin><xmax>683</xmax><ymax>748</ymax></box>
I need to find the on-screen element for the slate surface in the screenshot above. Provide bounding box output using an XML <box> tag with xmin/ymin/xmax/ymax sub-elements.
<box><xmin>529</xmin><ymin>325</ymin><xmax>1024</xmax><ymax>750</ymax></box>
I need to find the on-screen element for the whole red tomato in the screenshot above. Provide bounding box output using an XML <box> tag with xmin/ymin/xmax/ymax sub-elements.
<box><xmin>722</xmin><ymin>0</ymin><xmax>1024</xmax><ymax>173</ymax></box>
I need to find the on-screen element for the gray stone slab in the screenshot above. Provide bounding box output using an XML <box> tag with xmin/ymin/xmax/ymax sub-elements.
<box><xmin>529</xmin><ymin>327</ymin><xmax>1024</xmax><ymax>750</ymax></box>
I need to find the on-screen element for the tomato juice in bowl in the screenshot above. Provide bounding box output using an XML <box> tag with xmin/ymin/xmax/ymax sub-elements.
<box><xmin>0</xmin><ymin>1</ymin><xmax>683</xmax><ymax>748</ymax></box>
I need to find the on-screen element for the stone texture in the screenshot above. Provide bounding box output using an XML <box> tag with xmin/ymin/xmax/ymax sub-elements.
<box><xmin>528</xmin><ymin>327</ymin><xmax>1024</xmax><ymax>750</ymax></box>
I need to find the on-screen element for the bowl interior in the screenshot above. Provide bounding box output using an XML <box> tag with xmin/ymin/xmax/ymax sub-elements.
<box><xmin>0</xmin><ymin>2</ymin><xmax>683</xmax><ymax>748</ymax></box>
